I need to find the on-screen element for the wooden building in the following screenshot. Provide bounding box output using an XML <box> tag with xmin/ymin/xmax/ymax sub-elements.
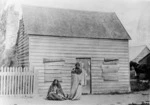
<box><xmin>16</xmin><ymin>5</ymin><xmax>131</xmax><ymax>96</ymax></box>
<box><xmin>129</xmin><ymin>45</ymin><xmax>150</xmax><ymax>63</ymax></box>
<box><xmin>139</xmin><ymin>53</ymin><xmax>150</xmax><ymax>65</ymax></box>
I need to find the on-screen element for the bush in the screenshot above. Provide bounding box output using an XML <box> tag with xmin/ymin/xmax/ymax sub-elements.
<box><xmin>130</xmin><ymin>80</ymin><xmax>150</xmax><ymax>91</ymax></box>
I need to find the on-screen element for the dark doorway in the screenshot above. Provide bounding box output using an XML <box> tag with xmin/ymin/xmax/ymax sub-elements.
<box><xmin>76</xmin><ymin>58</ymin><xmax>91</xmax><ymax>94</ymax></box>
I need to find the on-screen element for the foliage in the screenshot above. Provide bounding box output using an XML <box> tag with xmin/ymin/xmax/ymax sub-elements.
<box><xmin>0</xmin><ymin>5</ymin><xmax>19</xmax><ymax>66</ymax></box>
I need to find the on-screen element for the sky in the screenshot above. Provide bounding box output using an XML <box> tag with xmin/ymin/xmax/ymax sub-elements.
<box><xmin>1</xmin><ymin>0</ymin><xmax>150</xmax><ymax>46</ymax></box>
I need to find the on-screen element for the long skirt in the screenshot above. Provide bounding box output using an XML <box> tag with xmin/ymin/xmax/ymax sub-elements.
<box><xmin>47</xmin><ymin>93</ymin><xmax>66</xmax><ymax>100</ymax></box>
<box><xmin>69</xmin><ymin>73</ymin><xmax>82</xmax><ymax>100</ymax></box>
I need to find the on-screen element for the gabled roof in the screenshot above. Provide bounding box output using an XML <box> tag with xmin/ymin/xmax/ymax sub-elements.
<box><xmin>147</xmin><ymin>44</ymin><xmax>150</xmax><ymax>49</ymax></box>
<box><xmin>129</xmin><ymin>45</ymin><xmax>150</xmax><ymax>61</ymax></box>
<box><xmin>139</xmin><ymin>53</ymin><xmax>150</xmax><ymax>63</ymax></box>
<box><xmin>21</xmin><ymin>5</ymin><xmax>131</xmax><ymax>40</ymax></box>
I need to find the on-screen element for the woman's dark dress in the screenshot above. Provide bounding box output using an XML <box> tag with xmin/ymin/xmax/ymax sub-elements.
<box><xmin>47</xmin><ymin>85</ymin><xmax>66</xmax><ymax>100</ymax></box>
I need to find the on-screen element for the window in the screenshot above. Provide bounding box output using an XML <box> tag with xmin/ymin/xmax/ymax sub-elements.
<box><xmin>101</xmin><ymin>58</ymin><xmax>119</xmax><ymax>81</ymax></box>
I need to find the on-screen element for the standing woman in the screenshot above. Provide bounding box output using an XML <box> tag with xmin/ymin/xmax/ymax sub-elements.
<box><xmin>69</xmin><ymin>62</ymin><xmax>83</xmax><ymax>100</ymax></box>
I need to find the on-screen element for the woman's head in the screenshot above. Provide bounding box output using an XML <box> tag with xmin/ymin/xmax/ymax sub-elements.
<box><xmin>53</xmin><ymin>79</ymin><xmax>59</xmax><ymax>85</ymax></box>
<box><xmin>74</xmin><ymin>62</ymin><xmax>82</xmax><ymax>74</ymax></box>
<box><xmin>75</xmin><ymin>62</ymin><xmax>80</xmax><ymax>69</ymax></box>
<box><xmin>52</xmin><ymin>79</ymin><xmax>61</xmax><ymax>88</ymax></box>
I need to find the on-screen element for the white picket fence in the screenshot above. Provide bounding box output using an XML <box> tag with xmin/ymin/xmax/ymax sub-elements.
<box><xmin>0</xmin><ymin>67</ymin><xmax>37</xmax><ymax>96</ymax></box>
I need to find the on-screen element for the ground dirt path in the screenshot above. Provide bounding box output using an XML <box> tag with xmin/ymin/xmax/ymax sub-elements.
<box><xmin>0</xmin><ymin>89</ymin><xmax>149</xmax><ymax>105</ymax></box>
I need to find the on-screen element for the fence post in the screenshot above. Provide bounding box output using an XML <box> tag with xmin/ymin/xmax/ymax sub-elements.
<box><xmin>33</xmin><ymin>67</ymin><xmax>38</xmax><ymax>97</ymax></box>
<box><xmin>0</xmin><ymin>67</ymin><xmax>3</xmax><ymax>96</ymax></box>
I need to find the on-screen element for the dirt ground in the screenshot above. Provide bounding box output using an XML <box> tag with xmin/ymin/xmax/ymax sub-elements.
<box><xmin>0</xmin><ymin>89</ymin><xmax>149</xmax><ymax>105</ymax></box>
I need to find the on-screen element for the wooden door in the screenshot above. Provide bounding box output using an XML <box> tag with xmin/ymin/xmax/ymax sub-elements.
<box><xmin>76</xmin><ymin>58</ymin><xmax>91</xmax><ymax>94</ymax></box>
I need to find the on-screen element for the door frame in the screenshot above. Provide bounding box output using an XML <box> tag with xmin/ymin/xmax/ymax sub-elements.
<box><xmin>76</xmin><ymin>57</ymin><xmax>92</xmax><ymax>94</ymax></box>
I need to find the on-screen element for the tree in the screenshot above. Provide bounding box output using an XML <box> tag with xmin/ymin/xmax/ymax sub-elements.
<box><xmin>0</xmin><ymin>5</ymin><xmax>19</xmax><ymax>66</ymax></box>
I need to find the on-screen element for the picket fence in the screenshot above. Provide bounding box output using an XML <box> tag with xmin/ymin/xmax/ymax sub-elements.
<box><xmin>0</xmin><ymin>67</ymin><xmax>37</xmax><ymax>96</ymax></box>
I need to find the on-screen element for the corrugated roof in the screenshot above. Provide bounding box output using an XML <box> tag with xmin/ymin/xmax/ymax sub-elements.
<box><xmin>21</xmin><ymin>5</ymin><xmax>131</xmax><ymax>40</ymax></box>
<box><xmin>129</xmin><ymin>45</ymin><xmax>149</xmax><ymax>61</ymax></box>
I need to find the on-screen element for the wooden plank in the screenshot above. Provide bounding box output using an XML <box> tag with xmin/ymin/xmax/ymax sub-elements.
<box><xmin>19</xmin><ymin>67</ymin><xmax>23</xmax><ymax>96</ymax></box>
<box><xmin>20</xmin><ymin>68</ymin><xmax>23</xmax><ymax>95</ymax></box>
<box><xmin>30</xmin><ymin>36</ymin><xmax>128</xmax><ymax>45</ymax></box>
<box><xmin>16</xmin><ymin>68</ymin><xmax>19</xmax><ymax>95</ymax></box>
<box><xmin>6</xmin><ymin>67</ymin><xmax>9</xmax><ymax>95</ymax></box>
<box><xmin>17</xmin><ymin>51</ymin><xmax>29</xmax><ymax>57</ymax></box>
<box><xmin>25</xmin><ymin>68</ymin><xmax>27</xmax><ymax>95</ymax></box>
<box><xmin>30</xmin><ymin>57</ymin><xmax>128</xmax><ymax>63</ymax></box>
<box><xmin>17</xmin><ymin>43</ymin><xmax>29</xmax><ymax>52</ymax></box>
<box><xmin>44</xmin><ymin>74</ymin><xmax>62</xmax><ymax>82</ymax></box>
<box><xmin>30</xmin><ymin>54</ymin><xmax>128</xmax><ymax>60</ymax></box>
<box><xmin>18</xmin><ymin>36</ymin><xmax>28</xmax><ymax>44</ymax></box>
<box><xmin>31</xmin><ymin>74</ymin><xmax>33</xmax><ymax>94</ymax></box>
<box><xmin>30</xmin><ymin>46</ymin><xmax>128</xmax><ymax>52</ymax></box>
<box><xmin>23</xmin><ymin>68</ymin><xmax>25</xmax><ymax>95</ymax></box>
<box><xmin>8</xmin><ymin>75</ymin><xmax>11</xmax><ymax>95</ymax></box>
<box><xmin>44</xmin><ymin>62</ymin><xmax>65</xmax><ymax>66</ymax></box>
<box><xmin>12</xmin><ymin>67</ymin><xmax>14</xmax><ymax>95</ymax></box>
<box><xmin>101</xmin><ymin>65</ymin><xmax>119</xmax><ymax>73</ymax></box>
<box><xmin>10</xmin><ymin>68</ymin><xmax>12</xmax><ymax>95</ymax></box>
<box><xmin>30</xmin><ymin>56</ymin><xmax>128</xmax><ymax>61</ymax></box>
<box><xmin>0</xmin><ymin>73</ymin><xmax>2</xmax><ymax>95</ymax></box>
<box><xmin>26</xmin><ymin>75</ymin><xmax>29</xmax><ymax>95</ymax></box>
<box><xmin>29</xmin><ymin>40</ymin><xmax>128</xmax><ymax>47</ymax></box>
<box><xmin>3</xmin><ymin>67</ymin><xmax>6</xmax><ymax>95</ymax></box>
<box><xmin>28</xmin><ymin>73</ymin><xmax>32</xmax><ymax>95</ymax></box>
<box><xmin>33</xmin><ymin>68</ymin><xmax>38</xmax><ymax>95</ymax></box>
<box><xmin>17</xmin><ymin>40</ymin><xmax>29</xmax><ymax>49</ymax></box>
<box><xmin>102</xmin><ymin>73</ymin><xmax>118</xmax><ymax>81</ymax></box>
<box><xmin>15</xmin><ymin>68</ymin><xmax>17</xmax><ymax>95</ymax></box>
<box><xmin>43</xmin><ymin>58</ymin><xmax>65</xmax><ymax>63</ymax></box>
<box><xmin>17</xmin><ymin>51</ymin><xmax>29</xmax><ymax>56</ymax></box>
<box><xmin>29</xmin><ymin>49</ymin><xmax>129</xmax><ymax>56</ymax></box>
<box><xmin>31</xmin><ymin>48</ymin><xmax>128</xmax><ymax>54</ymax></box>
<box><xmin>104</xmin><ymin>58</ymin><xmax>119</xmax><ymax>62</ymax></box>
<box><xmin>30</xmin><ymin>45</ymin><xmax>128</xmax><ymax>52</ymax></box>
<box><xmin>2</xmin><ymin>74</ymin><xmax>4</xmax><ymax>95</ymax></box>
<box><xmin>29</xmin><ymin>75</ymin><xmax>31</xmax><ymax>94</ymax></box>
<box><xmin>44</xmin><ymin>70</ymin><xmax>62</xmax><ymax>74</ymax></box>
<box><xmin>30</xmin><ymin>44</ymin><xmax>128</xmax><ymax>51</ymax></box>
<box><xmin>28</xmin><ymin>75</ymin><xmax>31</xmax><ymax>94</ymax></box>
<box><xmin>30</xmin><ymin>52</ymin><xmax>128</xmax><ymax>58</ymax></box>
<box><xmin>103</xmin><ymin>61</ymin><xmax>118</xmax><ymax>65</ymax></box>
<box><xmin>0</xmin><ymin>67</ymin><xmax>3</xmax><ymax>95</ymax></box>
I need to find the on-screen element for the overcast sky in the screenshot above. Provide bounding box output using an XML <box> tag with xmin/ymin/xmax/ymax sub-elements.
<box><xmin>1</xmin><ymin>0</ymin><xmax>150</xmax><ymax>46</ymax></box>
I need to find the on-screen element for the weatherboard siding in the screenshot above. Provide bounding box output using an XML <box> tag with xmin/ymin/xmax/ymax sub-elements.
<box><xmin>16</xmin><ymin>19</ymin><xmax>29</xmax><ymax>67</ymax></box>
<box><xmin>29</xmin><ymin>35</ymin><xmax>130</xmax><ymax>96</ymax></box>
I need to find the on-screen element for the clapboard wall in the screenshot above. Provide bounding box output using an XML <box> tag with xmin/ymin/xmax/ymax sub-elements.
<box><xmin>16</xmin><ymin>19</ymin><xmax>29</xmax><ymax>67</ymax></box>
<box><xmin>29</xmin><ymin>35</ymin><xmax>130</xmax><ymax>96</ymax></box>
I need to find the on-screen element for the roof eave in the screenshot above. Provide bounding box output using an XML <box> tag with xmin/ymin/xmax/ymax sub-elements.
<box><xmin>28</xmin><ymin>33</ymin><xmax>130</xmax><ymax>40</ymax></box>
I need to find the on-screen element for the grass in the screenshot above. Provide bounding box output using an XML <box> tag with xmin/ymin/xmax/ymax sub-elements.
<box><xmin>130</xmin><ymin>80</ymin><xmax>150</xmax><ymax>92</ymax></box>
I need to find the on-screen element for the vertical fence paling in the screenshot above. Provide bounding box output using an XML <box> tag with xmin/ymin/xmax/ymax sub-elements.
<box><xmin>0</xmin><ymin>67</ymin><xmax>35</xmax><ymax>96</ymax></box>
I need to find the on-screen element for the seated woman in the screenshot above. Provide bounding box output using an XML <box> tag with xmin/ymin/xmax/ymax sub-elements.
<box><xmin>46</xmin><ymin>79</ymin><xmax>66</xmax><ymax>100</ymax></box>
<box><xmin>69</xmin><ymin>62</ymin><xmax>83</xmax><ymax>100</ymax></box>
